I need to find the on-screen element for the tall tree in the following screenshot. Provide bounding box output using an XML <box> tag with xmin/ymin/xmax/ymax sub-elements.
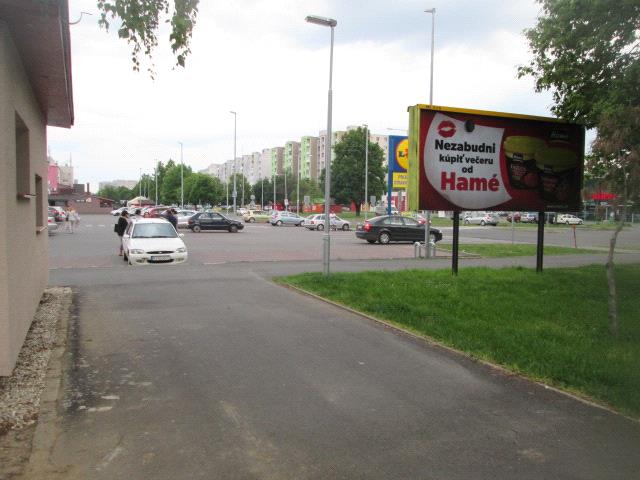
<box><xmin>161</xmin><ymin>163</ymin><xmax>192</xmax><ymax>205</ymax></box>
<box><xmin>518</xmin><ymin>0</ymin><xmax>640</xmax><ymax>336</ymax></box>
<box><xmin>331</xmin><ymin>127</ymin><xmax>386</xmax><ymax>216</ymax></box>
<box><xmin>184</xmin><ymin>173</ymin><xmax>223</xmax><ymax>207</ymax></box>
<box><xmin>97</xmin><ymin>0</ymin><xmax>199</xmax><ymax>74</ymax></box>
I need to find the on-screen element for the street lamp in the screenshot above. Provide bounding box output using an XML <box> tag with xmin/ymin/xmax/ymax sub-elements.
<box><xmin>306</xmin><ymin>14</ymin><xmax>337</xmax><ymax>276</ymax></box>
<box><xmin>363</xmin><ymin>124</ymin><xmax>369</xmax><ymax>220</ymax></box>
<box><xmin>424</xmin><ymin>7</ymin><xmax>435</xmax><ymax>258</ymax></box>
<box><xmin>297</xmin><ymin>149</ymin><xmax>301</xmax><ymax>214</ymax></box>
<box><xmin>230</xmin><ymin>111</ymin><xmax>237</xmax><ymax>215</ymax></box>
<box><xmin>178</xmin><ymin>141</ymin><xmax>184</xmax><ymax>209</ymax></box>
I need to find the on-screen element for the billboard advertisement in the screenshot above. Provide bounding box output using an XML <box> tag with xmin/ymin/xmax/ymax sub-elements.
<box><xmin>388</xmin><ymin>135</ymin><xmax>408</xmax><ymax>189</ymax></box>
<box><xmin>407</xmin><ymin>106</ymin><xmax>585</xmax><ymax>212</ymax></box>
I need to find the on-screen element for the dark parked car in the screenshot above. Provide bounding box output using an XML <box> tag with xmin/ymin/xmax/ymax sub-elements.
<box><xmin>188</xmin><ymin>212</ymin><xmax>244</xmax><ymax>233</ymax></box>
<box><xmin>355</xmin><ymin>215</ymin><xmax>443</xmax><ymax>244</ymax></box>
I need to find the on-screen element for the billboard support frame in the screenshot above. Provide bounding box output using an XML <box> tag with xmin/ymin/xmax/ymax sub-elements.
<box><xmin>452</xmin><ymin>211</ymin><xmax>460</xmax><ymax>275</ymax></box>
<box><xmin>536</xmin><ymin>211</ymin><xmax>545</xmax><ymax>272</ymax></box>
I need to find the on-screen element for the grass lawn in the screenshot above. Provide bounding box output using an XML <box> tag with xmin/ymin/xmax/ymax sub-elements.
<box><xmin>278</xmin><ymin>264</ymin><xmax>640</xmax><ymax>418</ymax></box>
<box><xmin>437</xmin><ymin>243</ymin><xmax>600</xmax><ymax>257</ymax></box>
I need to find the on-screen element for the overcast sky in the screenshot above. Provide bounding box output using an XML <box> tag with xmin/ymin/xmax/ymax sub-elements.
<box><xmin>49</xmin><ymin>0</ymin><xmax>557</xmax><ymax>190</ymax></box>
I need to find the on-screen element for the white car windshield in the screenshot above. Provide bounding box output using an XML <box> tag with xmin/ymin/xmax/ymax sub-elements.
<box><xmin>133</xmin><ymin>223</ymin><xmax>177</xmax><ymax>238</ymax></box>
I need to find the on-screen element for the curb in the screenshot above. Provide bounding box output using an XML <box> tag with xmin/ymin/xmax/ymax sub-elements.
<box><xmin>23</xmin><ymin>288</ymin><xmax>73</xmax><ymax>479</ymax></box>
<box><xmin>278</xmin><ymin>281</ymin><xmax>638</xmax><ymax>424</ymax></box>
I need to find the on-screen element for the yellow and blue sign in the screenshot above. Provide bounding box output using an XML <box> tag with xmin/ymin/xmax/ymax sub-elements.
<box><xmin>389</xmin><ymin>135</ymin><xmax>408</xmax><ymax>190</ymax></box>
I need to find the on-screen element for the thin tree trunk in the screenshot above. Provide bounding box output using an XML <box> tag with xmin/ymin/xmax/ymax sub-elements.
<box><xmin>605</xmin><ymin>173</ymin><xmax>628</xmax><ymax>337</ymax></box>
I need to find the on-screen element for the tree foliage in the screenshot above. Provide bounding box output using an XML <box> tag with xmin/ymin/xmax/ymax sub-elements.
<box><xmin>519</xmin><ymin>0</ymin><xmax>640</xmax><ymax>336</ymax></box>
<box><xmin>331</xmin><ymin>128</ymin><xmax>386</xmax><ymax>215</ymax></box>
<box><xmin>97</xmin><ymin>0</ymin><xmax>199</xmax><ymax>74</ymax></box>
<box><xmin>184</xmin><ymin>173</ymin><xmax>223</xmax><ymax>206</ymax></box>
<box><xmin>97</xmin><ymin>185</ymin><xmax>134</xmax><ymax>202</ymax></box>
<box><xmin>161</xmin><ymin>163</ymin><xmax>192</xmax><ymax>204</ymax></box>
<box><xmin>518</xmin><ymin>0</ymin><xmax>639</xmax><ymax>128</ymax></box>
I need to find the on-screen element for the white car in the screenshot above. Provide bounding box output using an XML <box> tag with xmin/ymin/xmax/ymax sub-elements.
<box><xmin>122</xmin><ymin>218</ymin><xmax>188</xmax><ymax>266</ymax></box>
<box><xmin>111</xmin><ymin>206</ymin><xmax>127</xmax><ymax>216</ymax></box>
<box><xmin>47</xmin><ymin>216</ymin><xmax>58</xmax><ymax>235</ymax></box>
<box><xmin>557</xmin><ymin>214</ymin><xmax>583</xmax><ymax>225</ymax></box>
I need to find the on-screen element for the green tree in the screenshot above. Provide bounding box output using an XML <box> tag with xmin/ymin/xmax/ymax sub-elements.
<box><xmin>97</xmin><ymin>185</ymin><xmax>134</xmax><ymax>203</ymax></box>
<box><xmin>97</xmin><ymin>0</ymin><xmax>199</xmax><ymax>73</ymax></box>
<box><xmin>184</xmin><ymin>173</ymin><xmax>223</xmax><ymax>207</ymax></box>
<box><xmin>331</xmin><ymin>127</ymin><xmax>386</xmax><ymax>216</ymax></box>
<box><xmin>161</xmin><ymin>163</ymin><xmax>192</xmax><ymax>205</ymax></box>
<box><xmin>518</xmin><ymin>0</ymin><xmax>640</xmax><ymax>336</ymax></box>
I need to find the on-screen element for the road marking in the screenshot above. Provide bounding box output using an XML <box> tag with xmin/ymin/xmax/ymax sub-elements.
<box><xmin>203</xmin><ymin>262</ymin><xmax>227</xmax><ymax>265</ymax></box>
<box><xmin>98</xmin><ymin>225</ymin><xmax>106</xmax><ymax>227</ymax></box>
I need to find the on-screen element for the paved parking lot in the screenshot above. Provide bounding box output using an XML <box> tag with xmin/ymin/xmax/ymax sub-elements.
<box><xmin>48</xmin><ymin>214</ymin><xmax>639</xmax><ymax>269</ymax></box>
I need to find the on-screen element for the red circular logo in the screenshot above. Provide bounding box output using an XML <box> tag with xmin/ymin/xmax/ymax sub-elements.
<box><xmin>437</xmin><ymin>120</ymin><xmax>456</xmax><ymax>138</ymax></box>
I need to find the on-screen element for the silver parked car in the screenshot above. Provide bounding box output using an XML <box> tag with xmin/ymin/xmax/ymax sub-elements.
<box><xmin>463</xmin><ymin>212</ymin><xmax>500</xmax><ymax>226</ymax></box>
<box><xmin>270</xmin><ymin>211</ymin><xmax>304</xmax><ymax>226</ymax></box>
<box><xmin>304</xmin><ymin>214</ymin><xmax>350</xmax><ymax>231</ymax></box>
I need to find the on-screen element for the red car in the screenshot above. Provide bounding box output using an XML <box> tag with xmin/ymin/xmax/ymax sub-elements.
<box><xmin>505</xmin><ymin>212</ymin><xmax>522</xmax><ymax>223</ymax></box>
<box><xmin>143</xmin><ymin>206</ymin><xmax>170</xmax><ymax>218</ymax></box>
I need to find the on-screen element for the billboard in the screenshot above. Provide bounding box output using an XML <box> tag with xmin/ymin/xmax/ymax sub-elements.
<box><xmin>407</xmin><ymin>105</ymin><xmax>585</xmax><ymax>212</ymax></box>
<box><xmin>388</xmin><ymin>135</ymin><xmax>408</xmax><ymax>189</ymax></box>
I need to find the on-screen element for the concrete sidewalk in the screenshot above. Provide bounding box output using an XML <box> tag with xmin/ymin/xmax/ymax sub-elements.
<box><xmin>22</xmin><ymin>255</ymin><xmax>640</xmax><ymax>479</ymax></box>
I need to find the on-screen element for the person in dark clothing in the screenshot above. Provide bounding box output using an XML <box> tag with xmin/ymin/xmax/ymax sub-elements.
<box><xmin>115</xmin><ymin>211</ymin><xmax>129</xmax><ymax>256</ymax></box>
<box><xmin>163</xmin><ymin>208</ymin><xmax>178</xmax><ymax>230</ymax></box>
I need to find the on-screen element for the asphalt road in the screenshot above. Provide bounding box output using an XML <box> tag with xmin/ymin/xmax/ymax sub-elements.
<box><xmin>33</xmin><ymin>215</ymin><xmax>640</xmax><ymax>479</ymax></box>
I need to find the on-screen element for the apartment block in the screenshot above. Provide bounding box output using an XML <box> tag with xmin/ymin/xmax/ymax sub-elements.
<box><xmin>284</xmin><ymin>141</ymin><xmax>300</xmax><ymax>177</ymax></box>
<box><xmin>300</xmin><ymin>136</ymin><xmax>318</xmax><ymax>180</ymax></box>
<box><xmin>270</xmin><ymin>147</ymin><xmax>284</xmax><ymax>177</ymax></box>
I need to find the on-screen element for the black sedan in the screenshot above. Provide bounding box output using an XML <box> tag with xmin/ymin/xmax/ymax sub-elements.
<box><xmin>355</xmin><ymin>215</ymin><xmax>443</xmax><ymax>244</ymax></box>
<box><xmin>187</xmin><ymin>212</ymin><xmax>244</xmax><ymax>233</ymax></box>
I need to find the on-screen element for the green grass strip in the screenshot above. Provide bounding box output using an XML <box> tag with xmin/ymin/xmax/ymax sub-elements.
<box><xmin>438</xmin><ymin>243</ymin><xmax>600</xmax><ymax>257</ymax></box>
<box><xmin>278</xmin><ymin>265</ymin><xmax>640</xmax><ymax>418</ymax></box>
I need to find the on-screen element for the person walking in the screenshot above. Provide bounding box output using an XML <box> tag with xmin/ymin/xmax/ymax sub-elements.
<box><xmin>115</xmin><ymin>211</ymin><xmax>129</xmax><ymax>256</ymax></box>
<box><xmin>69</xmin><ymin>208</ymin><xmax>80</xmax><ymax>233</ymax></box>
<box><xmin>163</xmin><ymin>208</ymin><xmax>178</xmax><ymax>230</ymax></box>
<box><xmin>64</xmin><ymin>208</ymin><xmax>72</xmax><ymax>233</ymax></box>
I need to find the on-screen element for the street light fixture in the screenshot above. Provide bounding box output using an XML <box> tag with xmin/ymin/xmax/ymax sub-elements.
<box><xmin>306</xmin><ymin>14</ymin><xmax>336</xmax><ymax>276</ymax></box>
<box><xmin>178</xmin><ymin>141</ymin><xmax>184</xmax><ymax>209</ymax></box>
<box><xmin>230</xmin><ymin>111</ymin><xmax>237</xmax><ymax>214</ymax></box>
<box><xmin>363</xmin><ymin>124</ymin><xmax>369</xmax><ymax>220</ymax></box>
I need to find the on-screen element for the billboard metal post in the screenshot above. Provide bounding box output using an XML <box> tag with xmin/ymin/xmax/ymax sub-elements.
<box><xmin>452</xmin><ymin>211</ymin><xmax>459</xmax><ymax>275</ymax></box>
<box><xmin>536</xmin><ymin>211</ymin><xmax>544</xmax><ymax>272</ymax></box>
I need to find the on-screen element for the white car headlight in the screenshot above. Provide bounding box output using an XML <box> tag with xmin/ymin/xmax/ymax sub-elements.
<box><xmin>175</xmin><ymin>247</ymin><xmax>187</xmax><ymax>253</ymax></box>
<box><xmin>130</xmin><ymin>249</ymin><xmax>145</xmax><ymax>254</ymax></box>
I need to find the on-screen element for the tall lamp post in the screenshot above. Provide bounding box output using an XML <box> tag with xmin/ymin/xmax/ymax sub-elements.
<box><xmin>297</xmin><ymin>152</ymin><xmax>301</xmax><ymax>214</ymax></box>
<box><xmin>230</xmin><ymin>111</ymin><xmax>237</xmax><ymax>214</ymax></box>
<box><xmin>306</xmin><ymin>14</ymin><xmax>336</xmax><ymax>276</ymax></box>
<box><xmin>424</xmin><ymin>7</ymin><xmax>435</xmax><ymax>258</ymax></box>
<box><xmin>363</xmin><ymin>124</ymin><xmax>369</xmax><ymax>220</ymax></box>
<box><xmin>178</xmin><ymin>141</ymin><xmax>184</xmax><ymax>209</ymax></box>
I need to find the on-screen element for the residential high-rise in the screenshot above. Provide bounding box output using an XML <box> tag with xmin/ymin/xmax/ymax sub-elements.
<box><xmin>300</xmin><ymin>136</ymin><xmax>318</xmax><ymax>180</ymax></box>
<box><xmin>260</xmin><ymin>148</ymin><xmax>272</xmax><ymax>180</ymax></box>
<box><xmin>284</xmin><ymin>141</ymin><xmax>300</xmax><ymax>177</ymax></box>
<box><xmin>270</xmin><ymin>147</ymin><xmax>284</xmax><ymax>177</ymax></box>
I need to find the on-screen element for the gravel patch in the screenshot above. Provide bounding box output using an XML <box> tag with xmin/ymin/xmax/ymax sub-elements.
<box><xmin>0</xmin><ymin>288</ymin><xmax>71</xmax><ymax>434</ymax></box>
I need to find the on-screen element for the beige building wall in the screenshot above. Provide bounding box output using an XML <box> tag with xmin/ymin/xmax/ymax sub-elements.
<box><xmin>0</xmin><ymin>23</ymin><xmax>50</xmax><ymax>375</ymax></box>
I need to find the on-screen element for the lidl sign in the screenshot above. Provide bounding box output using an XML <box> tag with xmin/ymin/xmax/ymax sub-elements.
<box><xmin>389</xmin><ymin>135</ymin><xmax>408</xmax><ymax>189</ymax></box>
